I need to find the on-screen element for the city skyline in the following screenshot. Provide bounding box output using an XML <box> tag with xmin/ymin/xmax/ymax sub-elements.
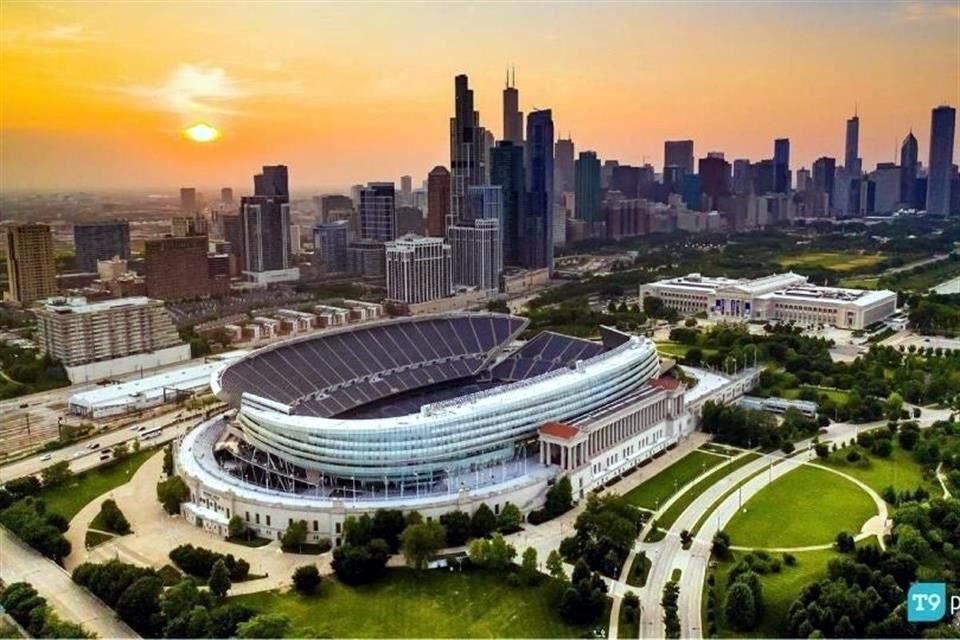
<box><xmin>1</xmin><ymin>0</ymin><xmax>959</xmax><ymax>192</ymax></box>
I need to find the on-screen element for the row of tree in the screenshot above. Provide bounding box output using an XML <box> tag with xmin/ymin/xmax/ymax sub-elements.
<box><xmin>0</xmin><ymin>582</ymin><xmax>92</xmax><ymax>639</ymax></box>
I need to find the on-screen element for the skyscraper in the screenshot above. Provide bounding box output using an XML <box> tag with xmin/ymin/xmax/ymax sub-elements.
<box><xmin>926</xmin><ymin>105</ymin><xmax>956</xmax><ymax>216</ymax></box>
<box><xmin>502</xmin><ymin>68</ymin><xmax>523</xmax><ymax>145</ymax></box>
<box><xmin>241</xmin><ymin>165</ymin><xmax>293</xmax><ymax>280</ymax></box>
<box><xmin>450</xmin><ymin>74</ymin><xmax>485</xmax><ymax>223</ymax></box>
<box><xmin>221</xmin><ymin>188</ymin><xmax>234</xmax><ymax>206</ymax></box>
<box><xmin>698</xmin><ymin>155</ymin><xmax>730</xmax><ymax>204</ymax></box>
<box><xmin>180</xmin><ymin>187</ymin><xmax>197</xmax><ymax>213</ymax></box>
<box><xmin>773</xmin><ymin>138</ymin><xmax>790</xmax><ymax>193</ymax></box>
<box><xmin>73</xmin><ymin>221</ymin><xmax>130</xmax><ymax>273</ymax></box>
<box><xmin>426</xmin><ymin>166</ymin><xmax>451</xmax><ymax>237</ymax></box>
<box><xmin>449</xmin><ymin>218</ymin><xmax>501</xmax><ymax>292</ymax></box>
<box><xmin>254</xmin><ymin>165</ymin><xmax>289</xmax><ymax>197</ymax></box>
<box><xmin>664</xmin><ymin>140</ymin><xmax>695</xmax><ymax>175</ymax></box>
<box><xmin>400</xmin><ymin>175</ymin><xmax>413</xmax><ymax>206</ymax></box>
<box><xmin>575</xmin><ymin>151</ymin><xmax>602</xmax><ymax>224</ymax></box>
<box><xmin>313</xmin><ymin>220</ymin><xmax>351</xmax><ymax>274</ymax></box>
<box><xmin>490</xmin><ymin>141</ymin><xmax>526</xmax><ymax>268</ymax></box>
<box><xmin>385</xmin><ymin>235</ymin><xmax>452</xmax><ymax>304</ymax></box>
<box><xmin>5</xmin><ymin>223</ymin><xmax>56</xmax><ymax>305</ymax></box>
<box><xmin>466</xmin><ymin>185</ymin><xmax>503</xmax><ymax>224</ymax></box>
<box><xmin>525</xmin><ymin>109</ymin><xmax>554</xmax><ymax>273</ymax></box>
<box><xmin>554</xmin><ymin>138</ymin><xmax>575</xmax><ymax>196</ymax></box>
<box><xmin>359</xmin><ymin>182</ymin><xmax>396</xmax><ymax>241</ymax></box>
<box><xmin>845</xmin><ymin>114</ymin><xmax>861</xmax><ymax>175</ymax></box>
<box><xmin>812</xmin><ymin>156</ymin><xmax>837</xmax><ymax>211</ymax></box>
<box><xmin>899</xmin><ymin>131</ymin><xmax>919</xmax><ymax>208</ymax></box>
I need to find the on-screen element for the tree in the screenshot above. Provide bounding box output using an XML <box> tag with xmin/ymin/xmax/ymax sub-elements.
<box><xmin>371</xmin><ymin>509</ymin><xmax>406</xmax><ymax>553</ymax></box>
<box><xmin>884</xmin><ymin>392</ymin><xmax>904</xmax><ymax>422</ymax></box>
<box><xmin>487</xmin><ymin>299</ymin><xmax>510</xmax><ymax>314</ymax></box>
<box><xmin>228</xmin><ymin>514</ymin><xmax>247</xmax><ymax>539</ymax></box>
<box><xmin>97</xmin><ymin>499</ymin><xmax>131</xmax><ymax>535</ymax></box>
<box><xmin>40</xmin><ymin>461</ymin><xmax>72</xmax><ymax>488</ymax></box>
<box><xmin>546</xmin><ymin>549</ymin><xmax>566</xmax><ymax>582</ymax></box>
<box><xmin>162</xmin><ymin>444</ymin><xmax>174</xmax><ymax>476</ymax></box>
<box><xmin>401</xmin><ymin>520</ymin><xmax>446</xmax><ymax>570</ymax></box>
<box><xmin>486</xmin><ymin>534</ymin><xmax>517</xmax><ymax>571</ymax></box>
<box><xmin>545</xmin><ymin>476</ymin><xmax>574</xmax><ymax>516</ymax></box>
<box><xmin>520</xmin><ymin>547</ymin><xmax>539</xmax><ymax>585</ymax></box>
<box><xmin>724</xmin><ymin>582</ymin><xmax>757</xmax><ymax>631</ymax></box>
<box><xmin>237</xmin><ymin>613</ymin><xmax>291</xmax><ymax>639</ymax></box>
<box><xmin>835</xmin><ymin>531</ymin><xmax>855</xmax><ymax>553</ymax></box>
<box><xmin>281</xmin><ymin>520</ymin><xmax>308</xmax><ymax>553</ymax></box>
<box><xmin>438</xmin><ymin>510</ymin><xmax>472</xmax><ymax>547</ymax></box>
<box><xmin>114</xmin><ymin>576</ymin><xmax>163</xmax><ymax>635</ymax></box>
<box><xmin>208</xmin><ymin>559</ymin><xmax>232</xmax><ymax>599</ymax></box>
<box><xmin>156</xmin><ymin>475</ymin><xmax>189</xmax><ymax>514</ymax></box>
<box><xmin>496</xmin><ymin>502</ymin><xmax>522</xmax><ymax>534</ymax></box>
<box><xmin>292</xmin><ymin>564</ymin><xmax>321</xmax><ymax>594</ymax></box>
<box><xmin>712</xmin><ymin>530</ymin><xmax>731</xmax><ymax>558</ymax></box>
<box><xmin>814</xmin><ymin>443</ymin><xmax>831</xmax><ymax>458</ymax></box>
<box><xmin>471</xmin><ymin>503</ymin><xmax>497</xmax><ymax>538</ymax></box>
<box><xmin>331</xmin><ymin>539</ymin><xmax>390</xmax><ymax>585</ymax></box>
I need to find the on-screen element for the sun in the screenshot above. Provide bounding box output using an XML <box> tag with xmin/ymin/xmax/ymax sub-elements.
<box><xmin>183</xmin><ymin>122</ymin><xmax>221</xmax><ymax>143</ymax></box>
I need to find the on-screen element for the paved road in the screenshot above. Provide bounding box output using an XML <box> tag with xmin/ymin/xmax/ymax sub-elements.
<box><xmin>0</xmin><ymin>526</ymin><xmax>138</xmax><ymax>638</ymax></box>
<box><xmin>0</xmin><ymin>410</ymin><xmax>210</xmax><ymax>483</ymax></box>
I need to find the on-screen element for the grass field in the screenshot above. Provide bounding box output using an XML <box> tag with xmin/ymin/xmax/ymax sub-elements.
<box><xmin>623</xmin><ymin>451</ymin><xmax>724</xmax><ymax>511</ymax></box>
<box><xmin>781</xmin><ymin>386</ymin><xmax>851</xmax><ymax>406</ymax></box>
<box><xmin>778</xmin><ymin>252</ymin><xmax>884</xmax><ymax>273</ymax></box>
<box><xmin>656</xmin><ymin>342</ymin><xmax>718</xmax><ymax>359</ymax></box>
<box><xmin>724</xmin><ymin>465</ymin><xmax>876</xmax><ymax>548</ymax></box>
<box><xmin>707</xmin><ymin>548</ymin><xmax>837</xmax><ymax>638</ymax></box>
<box><xmin>84</xmin><ymin>530</ymin><xmax>113</xmax><ymax>549</ymax></box>
<box><xmin>654</xmin><ymin>453</ymin><xmax>762</xmax><ymax>531</ymax></box>
<box><xmin>838</xmin><ymin>275</ymin><xmax>880</xmax><ymax>289</ymax></box>
<box><xmin>232</xmin><ymin>569</ymin><xmax>592</xmax><ymax>638</ymax></box>
<box><xmin>818</xmin><ymin>441</ymin><xmax>933</xmax><ymax>495</ymax></box>
<box><xmin>37</xmin><ymin>449</ymin><xmax>157</xmax><ymax>520</ymax></box>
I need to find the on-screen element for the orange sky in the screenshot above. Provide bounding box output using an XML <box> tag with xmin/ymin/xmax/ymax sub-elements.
<box><xmin>1</xmin><ymin>0</ymin><xmax>958</xmax><ymax>193</ymax></box>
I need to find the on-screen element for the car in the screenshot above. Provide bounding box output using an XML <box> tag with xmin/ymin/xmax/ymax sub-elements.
<box><xmin>88</xmin><ymin>442</ymin><xmax>101</xmax><ymax>450</ymax></box>
<box><xmin>39</xmin><ymin>454</ymin><xmax>52</xmax><ymax>461</ymax></box>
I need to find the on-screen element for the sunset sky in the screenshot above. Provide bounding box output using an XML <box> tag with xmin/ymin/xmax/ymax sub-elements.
<box><xmin>1</xmin><ymin>0</ymin><xmax>958</xmax><ymax>193</ymax></box>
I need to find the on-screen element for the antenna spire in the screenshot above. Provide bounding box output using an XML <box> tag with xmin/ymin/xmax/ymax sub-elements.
<box><xmin>511</xmin><ymin>65</ymin><xmax>516</xmax><ymax>88</ymax></box>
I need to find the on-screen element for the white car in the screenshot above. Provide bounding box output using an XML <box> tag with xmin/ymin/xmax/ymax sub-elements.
<box><xmin>40</xmin><ymin>454</ymin><xmax>52</xmax><ymax>461</ymax></box>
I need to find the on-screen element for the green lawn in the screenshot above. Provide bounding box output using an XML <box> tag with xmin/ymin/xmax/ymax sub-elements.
<box><xmin>656</xmin><ymin>453</ymin><xmax>762</xmax><ymax>531</ymax></box>
<box><xmin>623</xmin><ymin>451</ymin><xmax>724</xmax><ymax>511</ymax></box>
<box><xmin>626</xmin><ymin>552</ymin><xmax>651</xmax><ymax>588</ymax></box>
<box><xmin>707</xmin><ymin>548</ymin><xmax>837</xmax><ymax>638</ymax></box>
<box><xmin>84</xmin><ymin>530</ymin><xmax>114</xmax><ymax>549</ymax></box>
<box><xmin>781</xmin><ymin>386</ymin><xmax>851</xmax><ymax>406</ymax></box>
<box><xmin>724</xmin><ymin>465</ymin><xmax>877</xmax><ymax>548</ymax></box>
<box><xmin>818</xmin><ymin>441</ymin><xmax>931</xmax><ymax>495</ymax></box>
<box><xmin>656</xmin><ymin>342</ymin><xmax>718</xmax><ymax>359</ymax></box>
<box><xmin>838</xmin><ymin>276</ymin><xmax>880</xmax><ymax>290</ymax></box>
<box><xmin>37</xmin><ymin>449</ymin><xmax>157</xmax><ymax>520</ymax></box>
<box><xmin>231</xmin><ymin>569</ymin><xmax>593</xmax><ymax>638</ymax></box>
<box><xmin>778</xmin><ymin>252</ymin><xmax>884</xmax><ymax>273</ymax></box>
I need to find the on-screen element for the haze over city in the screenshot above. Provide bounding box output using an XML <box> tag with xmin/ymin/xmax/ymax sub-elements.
<box><xmin>1</xmin><ymin>0</ymin><xmax>959</xmax><ymax>192</ymax></box>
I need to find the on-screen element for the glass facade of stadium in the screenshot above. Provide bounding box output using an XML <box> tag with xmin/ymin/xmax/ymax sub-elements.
<box><xmin>231</xmin><ymin>335</ymin><xmax>659</xmax><ymax>492</ymax></box>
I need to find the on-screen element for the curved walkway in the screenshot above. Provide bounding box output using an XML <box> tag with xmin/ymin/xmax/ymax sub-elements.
<box><xmin>64</xmin><ymin>448</ymin><xmax>332</xmax><ymax>596</ymax></box>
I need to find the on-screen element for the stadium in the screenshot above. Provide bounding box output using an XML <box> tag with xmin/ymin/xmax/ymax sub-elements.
<box><xmin>174</xmin><ymin>312</ymin><xmax>693</xmax><ymax>542</ymax></box>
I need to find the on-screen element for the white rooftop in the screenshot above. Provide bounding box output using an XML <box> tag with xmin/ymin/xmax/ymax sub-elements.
<box><xmin>41</xmin><ymin>296</ymin><xmax>158</xmax><ymax>314</ymax></box>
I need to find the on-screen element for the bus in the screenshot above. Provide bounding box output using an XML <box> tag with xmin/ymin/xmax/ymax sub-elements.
<box><xmin>140</xmin><ymin>426</ymin><xmax>164</xmax><ymax>441</ymax></box>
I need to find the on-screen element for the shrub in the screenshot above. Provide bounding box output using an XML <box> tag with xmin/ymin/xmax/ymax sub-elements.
<box><xmin>292</xmin><ymin>564</ymin><xmax>321</xmax><ymax>594</ymax></box>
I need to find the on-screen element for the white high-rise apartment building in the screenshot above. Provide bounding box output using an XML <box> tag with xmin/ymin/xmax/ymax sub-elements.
<box><xmin>385</xmin><ymin>235</ymin><xmax>452</xmax><ymax>304</ymax></box>
<box><xmin>448</xmin><ymin>218</ymin><xmax>502</xmax><ymax>292</ymax></box>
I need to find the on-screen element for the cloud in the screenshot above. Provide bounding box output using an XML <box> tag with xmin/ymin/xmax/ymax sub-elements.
<box><xmin>119</xmin><ymin>64</ymin><xmax>248</xmax><ymax>117</ymax></box>
<box><xmin>40</xmin><ymin>24</ymin><xmax>99</xmax><ymax>42</ymax></box>
<box><xmin>897</xmin><ymin>0</ymin><xmax>960</xmax><ymax>22</ymax></box>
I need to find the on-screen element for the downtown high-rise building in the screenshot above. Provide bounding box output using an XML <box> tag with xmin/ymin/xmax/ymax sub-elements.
<box><xmin>426</xmin><ymin>166</ymin><xmax>451</xmax><ymax>237</ymax></box>
<box><xmin>385</xmin><ymin>235</ymin><xmax>452</xmax><ymax>304</ymax></box>
<box><xmin>664</xmin><ymin>140</ymin><xmax>695</xmax><ymax>176</ymax></box>
<box><xmin>400</xmin><ymin>175</ymin><xmax>413</xmax><ymax>206</ymax></box>
<box><xmin>698</xmin><ymin>155</ymin><xmax>730</xmax><ymax>205</ymax></box>
<box><xmin>490</xmin><ymin>141</ymin><xmax>526</xmax><ymax>268</ymax></box>
<box><xmin>525</xmin><ymin>109</ymin><xmax>554</xmax><ymax>273</ymax></box>
<box><xmin>899</xmin><ymin>131</ymin><xmax>919</xmax><ymax>209</ymax></box>
<box><xmin>240</xmin><ymin>165</ymin><xmax>293</xmax><ymax>279</ymax></box>
<box><xmin>144</xmin><ymin>236</ymin><xmax>210</xmax><ymax>300</ymax></box>
<box><xmin>502</xmin><ymin>68</ymin><xmax>523</xmax><ymax>145</ymax></box>
<box><xmin>466</xmin><ymin>185</ymin><xmax>503</xmax><ymax>224</ymax></box>
<box><xmin>313</xmin><ymin>220</ymin><xmax>351</xmax><ymax>274</ymax></box>
<box><xmin>359</xmin><ymin>182</ymin><xmax>396</xmax><ymax>241</ymax></box>
<box><xmin>773</xmin><ymin>138</ymin><xmax>790</xmax><ymax>193</ymax></box>
<box><xmin>812</xmin><ymin>156</ymin><xmax>837</xmax><ymax>212</ymax></box>
<box><xmin>180</xmin><ymin>187</ymin><xmax>197</xmax><ymax>213</ymax></box>
<box><xmin>73</xmin><ymin>221</ymin><xmax>130</xmax><ymax>273</ymax></box>
<box><xmin>5</xmin><ymin>223</ymin><xmax>56</xmax><ymax>305</ymax></box>
<box><xmin>575</xmin><ymin>151</ymin><xmax>602</xmax><ymax>224</ymax></box>
<box><xmin>554</xmin><ymin>138</ymin><xmax>575</xmax><ymax>196</ymax></box>
<box><xmin>926</xmin><ymin>105</ymin><xmax>956</xmax><ymax>216</ymax></box>
<box><xmin>450</xmin><ymin>74</ymin><xmax>486</xmax><ymax>223</ymax></box>
<box><xmin>449</xmin><ymin>218</ymin><xmax>501</xmax><ymax>292</ymax></box>
<box><xmin>845</xmin><ymin>113</ymin><xmax>861</xmax><ymax>175</ymax></box>
<box><xmin>221</xmin><ymin>187</ymin><xmax>234</xmax><ymax>206</ymax></box>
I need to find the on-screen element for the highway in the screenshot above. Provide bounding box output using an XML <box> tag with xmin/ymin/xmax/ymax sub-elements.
<box><xmin>0</xmin><ymin>409</ymin><xmax>206</xmax><ymax>483</ymax></box>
